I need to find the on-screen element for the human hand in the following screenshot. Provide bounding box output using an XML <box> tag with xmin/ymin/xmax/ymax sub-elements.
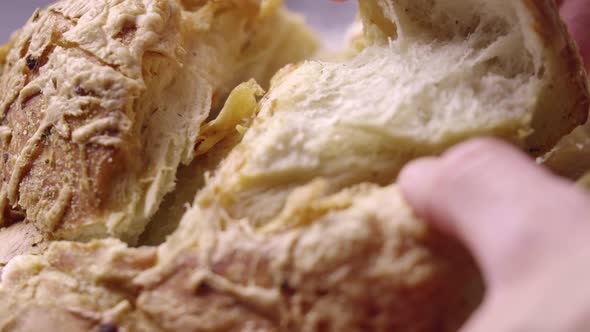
<box><xmin>559</xmin><ymin>0</ymin><xmax>590</xmax><ymax>69</ymax></box>
<box><xmin>399</xmin><ymin>139</ymin><xmax>590</xmax><ymax>331</ymax></box>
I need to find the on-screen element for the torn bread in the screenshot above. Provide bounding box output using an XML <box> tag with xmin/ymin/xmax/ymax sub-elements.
<box><xmin>143</xmin><ymin>0</ymin><xmax>590</xmax><ymax>243</ymax></box>
<box><xmin>140</xmin><ymin>80</ymin><xmax>264</xmax><ymax>245</ymax></box>
<box><xmin>193</xmin><ymin>0</ymin><xmax>589</xmax><ymax>229</ymax></box>
<box><xmin>0</xmin><ymin>184</ymin><xmax>481</xmax><ymax>332</ymax></box>
<box><xmin>0</xmin><ymin>0</ymin><xmax>588</xmax><ymax>331</ymax></box>
<box><xmin>541</xmin><ymin>122</ymin><xmax>590</xmax><ymax>179</ymax></box>
<box><xmin>0</xmin><ymin>0</ymin><xmax>317</xmax><ymax>243</ymax></box>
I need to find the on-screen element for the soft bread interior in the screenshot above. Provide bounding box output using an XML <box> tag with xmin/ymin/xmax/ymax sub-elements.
<box><xmin>119</xmin><ymin>3</ymin><xmax>318</xmax><ymax>243</ymax></box>
<box><xmin>140</xmin><ymin>81</ymin><xmax>264</xmax><ymax>244</ymax></box>
<box><xmin>139</xmin><ymin>6</ymin><xmax>318</xmax><ymax>244</ymax></box>
<box><xmin>0</xmin><ymin>0</ymin><xmax>588</xmax><ymax>330</ymax></box>
<box><xmin>184</xmin><ymin>0</ymin><xmax>587</xmax><ymax>228</ymax></box>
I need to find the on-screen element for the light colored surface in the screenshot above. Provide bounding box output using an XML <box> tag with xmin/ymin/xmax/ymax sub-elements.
<box><xmin>0</xmin><ymin>0</ymin><xmax>53</xmax><ymax>42</ymax></box>
<box><xmin>191</xmin><ymin>0</ymin><xmax>589</xmax><ymax>230</ymax></box>
<box><xmin>1</xmin><ymin>0</ymin><xmax>588</xmax><ymax>330</ymax></box>
<box><xmin>0</xmin><ymin>1</ymin><xmax>318</xmax><ymax>245</ymax></box>
<box><xmin>0</xmin><ymin>0</ymin><xmax>358</xmax><ymax>45</ymax></box>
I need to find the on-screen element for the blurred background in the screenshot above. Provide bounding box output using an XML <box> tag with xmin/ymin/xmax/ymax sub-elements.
<box><xmin>0</xmin><ymin>0</ymin><xmax>358</xmax><ymax>47</ymax></box>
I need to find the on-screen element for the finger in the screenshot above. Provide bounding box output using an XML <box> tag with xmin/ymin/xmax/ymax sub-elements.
<box><xmin>560</xmin><ymin>0</ymin><xmax>590</xmax><ymax>68</ymax></box>
<box><xmin>399</xmin><ymin>138</ymin><xmax>590</xmax><ymax>283</ymax></box>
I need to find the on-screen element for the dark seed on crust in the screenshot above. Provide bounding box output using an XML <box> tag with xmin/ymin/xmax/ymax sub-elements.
<box><xmin>280</xmin><ymin>280</ymin><xmax>296</xmax><ymax>297</ymax></box>
<box><xmin>195</xmin><ymin>280</ymin><xmax>213</xmax><ymax>296</ymax></box>
<box><xmin>98</xmin><ymin>323</ymin><xmax>118</xmax><ymax>332</ymax></box>
<box><xmin>41</xmin><ymin>130</ymin><xmax>50</xmax><ymax>141</ymax></box>
<box><xmin>74</xmin><ymin>85</ymin><xmax>88</xmax><ymax>96</ymax></box>
<box><xmin>26</xmin><ymin>55</ymin><xmax>37</xmax><ymax>70</ymax></box>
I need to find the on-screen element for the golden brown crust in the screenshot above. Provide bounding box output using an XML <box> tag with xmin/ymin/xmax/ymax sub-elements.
<box><xmin>0</xmin><ymin>0</ymin><xmax>318</xmax><ymax>245</ymax></box>
<box><xmin>0</xmin><ymin>0</ymin><xmax>182</xmax><ymax>240</ymax></box>
<box><xmin>0</xmin><ymin>239</ymin><xmax>159</xmax><ymax>331</ymax></box>
<box><xmin>0</xmin><ymin>185</ymin><xmax>482</xmax><ymax>332</ymax></box>
<box><xmin>524</xmin><ymin>0</ymin><xmax>590</xmax><ymax>153</ymax></box>
<box><xmin>528</xmin><ymin>0</ymin><xmax>590</xmax><ymax>178</ymax></box>
<box><xmin>0</xmin><ymin>0</ymin><xmax>587</xmax><ymax>330</ymax></box>
<box><xmin>539</xmin><ymin>122</ymin><xmax>590</xmax><ymax>179</ymax></box>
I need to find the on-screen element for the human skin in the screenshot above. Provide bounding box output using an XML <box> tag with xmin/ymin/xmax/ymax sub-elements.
<box><xmin>399</xmin><ymin>2</ymin><xmax>590</xmax><ymax>330</ymax></box>
<box><xmin>558</xmin><ymin>0</ymin><xmax>590</xmax><ymax>70</ymax></box>
<box><xmin>400</xmin><ymin>139</ymin><xmax>590</xmax><ymax>331</ymax></box>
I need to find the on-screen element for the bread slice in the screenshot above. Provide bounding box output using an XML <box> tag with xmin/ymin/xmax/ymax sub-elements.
<box><xmin>0</xmin><ymin>0</ymin><xmax>317</xmax><ymax>243</ymax></box>
<box><xmin>194</xmin><ymin>0</ymin><xmax>590</xmax><ymax>228</ymax></box>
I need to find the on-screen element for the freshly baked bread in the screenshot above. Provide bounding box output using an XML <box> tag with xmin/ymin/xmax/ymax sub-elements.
<box><xmin>143</xmin><ymin>0</ymin><xmax>590</xmax><ymax>244</ymax></box>
<box><xmin>193</xmin><ymin>0</ymin><xmax>589</xmax><ymax>229</ymax></box>
<box><xmin>0</xmin><ymin>0</ymin><xmax>317</xmax><ymax>244</ymax></box>
<box><xmin>140</xmin><ymin>80</ymin><xmax>265</xmax><ymax>245</ymax></box>
<box><xmin>0</xmin><ymin>0</ymin><xmax>588</xmax><ymax>331</ymax></box>
<box><xmin>541</xmin><ymin>122</ymin><xmax>590</xmax><ymax>179</ymax></box>
<box><xmin>0</xmin><ymin>184</ymin><xmax>481</xmax><ymax>332</ymax></box>
<box><xmin>0</xmin><ymin>222</ymin><xmax>47</xmax><ymax>265</ymax></box>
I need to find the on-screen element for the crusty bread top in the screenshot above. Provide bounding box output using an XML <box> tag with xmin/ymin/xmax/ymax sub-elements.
<box><xmin>0</xmin><ymin>184</ymin><xmax>481</xmax><ymax>332</ymax></box>
<box><xmin>541</xmin><ymin>123</ymin><xmax>590</xmax><ymax>179</ymax></box>
<box><xmin>0</xmin><ymin>0</ymin><xmax>183</xmax><ymax>240</ymax></box>
<box><xmin>0</xmin><ymin>0</ymin><xmax>317</xmax><ymax>243</ymax></box>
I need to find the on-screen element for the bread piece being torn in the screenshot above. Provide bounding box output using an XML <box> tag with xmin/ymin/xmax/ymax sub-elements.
<box><xmin>0</xmin><ymin>0</ymin><xmax>587</xmax><ymax>331</ymax></box>
<box><xmin>195</xmin><ymin>0</ymin><xmax>590</xmax><ymax>229</ymax></box>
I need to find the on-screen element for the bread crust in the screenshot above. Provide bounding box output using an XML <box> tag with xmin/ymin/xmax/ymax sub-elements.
<box><xmin>523</xmin><ymin>0</ymin><xmax>589</xmax><ymax>152</ymax></box>
<box><xmin>0</xmin><ymin>0</ymin><xmax>185</xmax><ymax>241</ymax></box>
<box><xmin>0</xmin><ymin>0</ymin><xmax>588</xmax><ymax>330</ymax></box>
<box><xmin>0</xmin><ymin>222</ymin><xmax>47</xmax><ymax>266</ymax></box>
<box><xmin>0</xmin><ymin>0</ymin><xmax>318</xmax><ymax>245</ymax></box>
<box><xmin>0</xmin><ymin>185</ymin><xmax>481</xmax><ymax>332</ymax></box>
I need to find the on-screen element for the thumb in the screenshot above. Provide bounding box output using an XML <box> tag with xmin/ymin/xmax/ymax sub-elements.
<box><xmin>398</xmin><ymin>138</ymin><xmax>590</xmax><ymax>285</ymax></box>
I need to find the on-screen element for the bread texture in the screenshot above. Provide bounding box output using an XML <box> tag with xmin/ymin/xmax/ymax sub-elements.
<box><xmin>0</xmin><ymin>0</ymin><xmax>588</xmax><ymax>330</ymax></box>
<box><xmin>0</xmin><ymin>0</ymin><xmax>318</xmax><ymax>244</ymax></box>
<box><xmin>0</xmin><ymin>222</ymin><xmax>47</xmax><ymax>265</ymax></box>
<box><xmin>143</xmin><ymin>0</ymin><xmax>590</xmax><ymax>243</ymax></box>
<box><xmin>140</xmin><ymin>80</ymin><xmax>264</xmax><ymax>245</ymax></box>
<box><xmin>193</xmin><ymin>0</ymin><xmax>589</xmax><ymax>229</ymax></box>
<box><xmin>541</xmin><ymin>122</ymin><xmax>590</xmax><ymax>179</ymax></box>
<box><xmin>0</xmin><ymin>184</ymin><xmax>481</xmax><ymax>332</ymax></box>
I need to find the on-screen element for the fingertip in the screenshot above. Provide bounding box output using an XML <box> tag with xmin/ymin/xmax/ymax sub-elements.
<box><xmin>398</xmin><ymin>157</ymin><xmax>437</xmax><ymax>215</ymax></box>
<box><xmin>442</xmin><ymin>137</ymin><xmax>518</xmax><ymax>164</ymax></box>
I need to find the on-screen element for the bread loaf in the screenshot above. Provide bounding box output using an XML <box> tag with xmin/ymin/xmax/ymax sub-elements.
<box><xmin>0</xmin><ymin>0</ymin><xmax>588</xmax><ymax>331</ymax></box>
<box><xmin>0</xmin><ymin>0</ymin><xmax>317</xmax><ymax>245</ymax></box>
